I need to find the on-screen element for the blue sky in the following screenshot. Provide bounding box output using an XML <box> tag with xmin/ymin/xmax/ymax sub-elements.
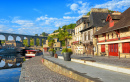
<box><xmin>0</xmin><ymin>0</ymin><xmax>130</xmax><ymax>37</ymax></box>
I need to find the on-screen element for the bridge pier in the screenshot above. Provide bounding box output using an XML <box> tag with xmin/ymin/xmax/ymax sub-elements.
<box><xmin>5</xmin><ymin>35</ymin><xmax>8</xmax><ymax>41</ymax></box>
<box><xmin>13</xmin><ymin>36</ymin><xmax>16</xmax><ymax>41</ymax></box>
<box><xmin>39</xmin><ymin>39</ymin><xmax>42</xmax><ymax>46</ymax></box>
<box><xmin>20</xmin><ymin>36</ymin><xmax>24</xmax><ymax>43</ymax></box>
<box><xmin>34</xmin><ymin>38</ymin><xmax>36</xmax><ymax>46</ymax></box>
<box><xmin>27</xmin><ymin>37</ymin><xmax>30</xmax><ymax>46</ymax></box>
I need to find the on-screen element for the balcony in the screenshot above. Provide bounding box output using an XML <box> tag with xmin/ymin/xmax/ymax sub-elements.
<box><xmin>71</xmin><ymin>41</ymin><xmax>82</xmax><ymax>45</ymax></box>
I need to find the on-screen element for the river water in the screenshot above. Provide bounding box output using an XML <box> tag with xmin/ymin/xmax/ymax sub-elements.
<box><xmin>0</xmin><ymin>50</ymin><xmax>24</xmax><ymax>82</ymax></box>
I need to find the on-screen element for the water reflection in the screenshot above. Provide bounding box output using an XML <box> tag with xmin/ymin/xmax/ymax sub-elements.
<box><xmin>0</xmin><ymin>53</ymin><xmax>24</xmax><ymax>82</ymax></box>
<box><xmin>0</xmin><ymin>54</ymin><xmax>24</xmax><ymax>69</ymax></box>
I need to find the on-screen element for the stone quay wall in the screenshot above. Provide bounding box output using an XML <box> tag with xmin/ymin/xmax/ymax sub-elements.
<box><xmin>42</xmin><ymin>57</ymin><xmax>101</xmax><ymax>82</ymax></box>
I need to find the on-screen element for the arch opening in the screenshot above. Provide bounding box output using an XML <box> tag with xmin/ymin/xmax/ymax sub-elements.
<box><xmin>8</xmin><ymin>35</ymin><xmax>13</xmax><ymax>41</ymax></box>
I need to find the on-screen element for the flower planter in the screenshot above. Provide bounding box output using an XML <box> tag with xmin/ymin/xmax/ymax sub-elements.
<box><xmin>63</xmin><ymin>52</ymin><xmax>72</xmax><ymax>61</ymax></box>
<box><xmin>50</xmin><ymin>51</ymin><xmax>54</xmax><ymax>57</ymax></box>
<box><xmin>54</xmin><ymin>54</ymin><xmax>58</xmax><ymax>58</ymax></box>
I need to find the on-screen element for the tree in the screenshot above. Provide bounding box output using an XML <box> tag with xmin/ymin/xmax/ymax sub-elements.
<box><xmin>42</xmin><ymin>32</ymin><xmax>46</xmax><ymax>36</ymax></box>
<box><xmin>108</xmin><ymin>10</ymin><xmax>114</xmax><ymax>13</ymax></box>
<box><xmin>47</xmin><ymin>35</ymin><xmax>55</xmax><ymax>49</ymax></box>
<box><xmin>57</xmin><ymin>29</ymin><xmax>72</xmax><ymax>48</ymax></box>
<box><xmin>35</xmin><ymin>34</ymin><xmax>38</xmax><ymax>36</ymax></box>
<box><xmin>87</xmin><ymin>11</ymin><xmax>90</xmax><ymax>16</ymax></box>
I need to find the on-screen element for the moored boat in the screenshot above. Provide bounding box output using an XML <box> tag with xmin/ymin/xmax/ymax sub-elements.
<box><xmin>25</xmin><ymin>50</ymin><xmax>39</xmax><ymax>59</ymax></box>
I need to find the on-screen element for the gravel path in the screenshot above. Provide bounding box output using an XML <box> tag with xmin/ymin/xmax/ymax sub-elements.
<box><xmin>22</xmin><ymin>56</ymin><xmax>78</xmax><ymax>82</ymax></box>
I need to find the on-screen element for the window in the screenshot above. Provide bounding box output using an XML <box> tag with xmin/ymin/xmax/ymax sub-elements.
<box><xmin>88</xmin><ymin>22</ymin><xmax>89</xmax><ymax>26</ymax></box>
<box><xmin>84</xmin><ymin>20</ymin><xmax>86</xmax><ymax>24</ymax></box>
<box><xmin>117</xmin><ymin>34</ymin><xmax>118</xmax><ymax>37</ymax></box>
<box><xmin>96</xmin><ymin>27</ymin><xmax>98</xmax><ymax>31</ymax></box>
<box><xmin>86</xmin><ymin>32</ymin><xmax>88</xmax><ymax>40</ymax></box>
<box><xmin>84</xmin><ymin>33</ymin><xmax>86</xmax><ymax>41</ymax></box>
<box><xmin>88</xmin><ymin>31</ymin><xmax>90</xmax><ymax>40</ymax></box>
<box><xmin>102</xmin><ymin>20</ymin><xmax>105</xmax><ymax>23</ymax></box>
<box><xmin>122</xmin><ymin>42</ymin><xmax>130</xmax><ymax>53</ymax></box>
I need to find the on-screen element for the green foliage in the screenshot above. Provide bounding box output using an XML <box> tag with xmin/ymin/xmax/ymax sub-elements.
<box><xmin>57</xmin><ymin>29</ymin><xmax>72</xmax><ymax>48</ymax></box>
<box><xmin>1</xmin><ymin>40</ymin><xmax>5</xmax><ymax>44</ymax></box>
<box><xmin>61</xmin><ymin>48</ymin><xmax>72</xmax><ymax>54</ymax></box>
<box><xmin>87</xmin><ymin>11</ymin><xmax>90</xmax><ymax>16</ymax></box>
<box><xmin>48</xmin><ymin>48</ymin><xmax>56</xmax><ymax>53</ymax></box>
<box><xmin>42</xmin><ymin>32</ymin><xmax>45</xmax><ymax>36</ymax></box>
<box><xmin>23</xmin><ymin>38</ymin><xmax>44</xmax><ymax>47</ymax></box>
<box><xmin>23</xmin><ymin>58</ymin><xmax>26</xmax><ymax>61</ymax></box>
<box><xmin>108</xmin><ymin>10</ymin><xmax>114</xmax><ymax>13</ymax></box>
<box><xmin>61</xmin><ymin>40</ymin><xmax>65</xmax><ymax>46</ymax></box>
<box><xmin>23</xmin><ymin>39</ymin><xmax>28</xmax><ymax>47</ymax></box>
<box><xmin>58</xmin><ymin>30</ymin><xmax>72</xmax><ymax>41</ymax></box>
<box><xmin>35</xmin><ymin>34</ymin><xmax>38</xmax><ymax>36</ymax></box>
<box><xmin>41</xmin><ymin>32</ymin><xmax>48</xmax><ymax>36</ymax></box>
<box><xmin>48</xmin><ymin>35</ymin><xmax>55</xmax><ymax>48</ymax></box>
<box><xmin>53</xmin><ymin>23</ymin><xmax>76</xmax><ymax>33</ymax></box>
<box><xmin>53</xmin><ymin>30</ymin><xmax>59</xmax><ymax>33</ymax></box>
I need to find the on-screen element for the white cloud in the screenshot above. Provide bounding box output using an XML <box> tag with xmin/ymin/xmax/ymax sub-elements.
<box><xmin>63</xmin><ymin>16</ymin><xmax>81</xmax><ymax>20</ymax></box>
<box><xmin>94</xmin><ymin>0</ymin><xmax>130</xmax><ymax>11</ymax></box>
<box><xmin>0</xmin><ymin>19</ymin><xmax>9</xmax><ymax>23</ymax></box>
<box><xmin>70</xmin><ymin>3</ymin><xmax>79</xmax><ymax>11</ymax></box>
<box><xmin>67</xmin><ymin>0</ymin><xmax>130</xmax><ymax>15</ymax></box>
<box><xmin>68</xmin><ymin>1</ymin><xmax>90</xmax><ymax>15</ymax></box>
<box><xmin>33</xmin><ymin>8</ymin><xmax>42</xmax><ymax>14</ymax></box>
<box><xmin>0</xmin><ymin>25</ymin><xmax>15</xmax><ymax>33</ymax></box>
<box><xmin>12</xmin><ymin>17</ymin><xmax>35</xmax><ymax>27</ymax></box>
<box><xmin>65</xmin><ymin>12</ymin><xmax>72</xmax><ymax>15</ymax></box>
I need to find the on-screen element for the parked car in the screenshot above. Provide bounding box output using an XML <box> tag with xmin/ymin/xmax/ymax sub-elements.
<box><xmin>60</xmin><ymin>47</ymin><xmax>62</xmax><ymax>51</ymax></box>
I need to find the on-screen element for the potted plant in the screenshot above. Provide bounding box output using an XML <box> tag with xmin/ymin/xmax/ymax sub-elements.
<box><xmin>49</xmin><ymin>48</ymin><xmax>56</xmax><ymax>57</ymax></box>
<box><xmin>48</xmin><ymin>35</ymin><xmax>55</xmax><ymax>57</ymax></box>
<box><xmin>61</xmin><ymin>48</ymin><xmax>72</xmax><ymax>61</ymax></box>
<box><xmin>57</xmin><ymin>29</ymin><xmax>72</xmax><ymax>61</ymax></box>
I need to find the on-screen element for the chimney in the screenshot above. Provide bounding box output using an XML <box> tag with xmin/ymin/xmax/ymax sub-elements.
<box><xmin>109</xmin><ymin>19</ymin><xmax>114</xmax><ymax>27</ymax></box>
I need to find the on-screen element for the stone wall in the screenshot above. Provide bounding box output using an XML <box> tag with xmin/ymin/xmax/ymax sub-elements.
<box><xmin>42</xmin><ymin>58</ymin><xmax>101</xmax><ymax>82</ymax></box>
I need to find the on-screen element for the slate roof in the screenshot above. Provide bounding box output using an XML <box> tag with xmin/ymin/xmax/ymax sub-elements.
<box><xmin>94</xmin><ymin>7</ymin><xmax>130</xmax><ymax>35</ymax></box>
<box><xmin>80</xmin><ymin>12</ymin><xmax>110</xmax><ymax>32</ymax></box>
<box><xmin>110</xmin><ymin>15</ymin><xmax>120</xmax><ymax>20</ymax></box>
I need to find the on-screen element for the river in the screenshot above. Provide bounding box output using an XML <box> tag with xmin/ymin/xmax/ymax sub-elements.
<box><xmin>0</xmin><ymin>50</ymin><xmax>24</xmax><ymax>82</ymax></box>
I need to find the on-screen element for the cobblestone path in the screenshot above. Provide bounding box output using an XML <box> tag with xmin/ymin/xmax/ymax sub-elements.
<box><xmin>22</xmin><ymin>56</ymin><xmax>78</xmax><ymax>82</ymax></box>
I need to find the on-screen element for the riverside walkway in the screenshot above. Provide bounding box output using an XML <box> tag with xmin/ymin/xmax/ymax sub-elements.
<box><xmin>44</xmin><ymin>52</ymin><xmax>130</xmax><ymax>82</ymax></box>
<box><xmin>19</xmin><ymin>56</ymin><xmax>77</xmax><ymax>82</ymax></box>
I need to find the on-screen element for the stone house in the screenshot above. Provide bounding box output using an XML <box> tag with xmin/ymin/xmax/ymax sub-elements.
<box><xmin>71</xmin><ymin>15</ymin><xmax>88</xmax><ymax>54</ymax></box>
<box><xmin>43</xmin><ymin>38</ymin><xmax>61</xmax><ymax>52</ymax></box>
<box><xmin>94</xmin><ymin>7</ymin><xmax>130</xmax><ymax>58</ymax></box>
<box><xmin>5</xmin><ymin>40</ymin><xmax>24</xmax><ymax>48</ymax></box>
<box><xmin>66</xmin><ymin>29</ymin><xmax>75</xmax><ymax>48</ymax></box>
<box><xmin>80</xmin><ymin>8</ymin><xmax>110</xmax><ymax>55</ymax></box>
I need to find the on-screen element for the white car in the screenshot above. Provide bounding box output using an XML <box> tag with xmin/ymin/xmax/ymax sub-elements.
<box><xmin>60</xmin><ymin>48</ymin><xmax>62</xmax><ymax>51</ymax></box>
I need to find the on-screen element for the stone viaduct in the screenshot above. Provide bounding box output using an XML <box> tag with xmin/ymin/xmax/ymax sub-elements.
<box><xmin>0</xmin><ymin>32</ymin><xmax>47</xmax><ymax>46</ymax></box>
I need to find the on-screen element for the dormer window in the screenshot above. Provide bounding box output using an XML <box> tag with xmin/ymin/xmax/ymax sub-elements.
<box><xmin>102</xmin><ymin>20</ymin><xmax>105</xmax><ymax>23</ymax></box>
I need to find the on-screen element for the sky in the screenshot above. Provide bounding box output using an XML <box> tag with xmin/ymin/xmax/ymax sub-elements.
<box><xmin>0</xmin><ymin>0</ymin><xmax>130</xmax><ymax>38</ymax></box>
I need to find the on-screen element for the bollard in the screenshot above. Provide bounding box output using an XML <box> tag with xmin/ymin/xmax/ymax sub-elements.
<box><xmin>118</xmin><ymin>51</ymin><xmax>120</xmax><ymax>59</ymax></box>
<box><xmin>54</xmin><ymin>54</ymin><xmax>58</xmax><ymax>58</ymax></box>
